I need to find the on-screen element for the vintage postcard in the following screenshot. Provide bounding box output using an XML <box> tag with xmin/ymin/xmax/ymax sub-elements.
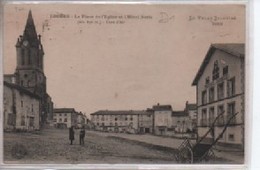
<box><xmin>2</xmin><ymin>2</ymin><xmax>246</xmax><ymax>165</ymax></box>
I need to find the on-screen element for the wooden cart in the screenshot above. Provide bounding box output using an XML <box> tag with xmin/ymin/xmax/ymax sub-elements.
<box><xmin>175</xmin><ymin>111</ymin><xmax>239</xmax><ymax>163</ymax></box>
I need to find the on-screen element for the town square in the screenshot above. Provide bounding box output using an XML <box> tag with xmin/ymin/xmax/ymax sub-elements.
<box><xmin>2</xmin><ymin>4</ymin><xmax>245</xmax><ymax>164</ymax></box>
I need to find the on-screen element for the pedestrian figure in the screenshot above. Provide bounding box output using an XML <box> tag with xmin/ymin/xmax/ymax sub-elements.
<box><xmin>69</xmin><ymin>126</ymin><xmax>74</xmax><ymax>145</ymax></box>
<box><xmin>79</xmin><ymin>126</ymin><xmax>85</xmax><ymax>145</ymax></box>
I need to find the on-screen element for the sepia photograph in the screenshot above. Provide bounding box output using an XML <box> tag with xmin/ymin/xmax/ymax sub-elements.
<box><xmin>2</xmin><ymin>3</ymin><xmax>245</xmax><ymax>165</ymax></box>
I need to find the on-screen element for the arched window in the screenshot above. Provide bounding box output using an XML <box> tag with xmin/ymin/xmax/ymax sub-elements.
<box><xmin>21</xmin><ymin>116</ymin><xmax>25</xmax><ymax>126</ymax></box>
<box><xmin>28</xmin><ymin>49</ymin><xmax>31</xmax><ymax>64</ymax></box>
<box><xmin>212</xmin><ymin>60</ymin><xmax>219</xmax><ymax>80</ymax></box>
<box><xmin>21</xmin><ymin>49</ymin><xmax>25</xmax><ymax>65</ymax></box>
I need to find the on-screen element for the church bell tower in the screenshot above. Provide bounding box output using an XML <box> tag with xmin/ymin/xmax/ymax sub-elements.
<box><xmin>14</xmin><ymin>10</ymin><xmax>50</xmax><ymax>125</ymax></box>
<box><xmin>15</xmin><ymin>10</ymin><xmax>46</xmax><ymax>98</ymax></box>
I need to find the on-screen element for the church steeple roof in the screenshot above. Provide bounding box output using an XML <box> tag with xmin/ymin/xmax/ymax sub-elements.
<box><xmin>23</xmin><ymin>10</ymin><xmax>39</xmax><ymax>47</ymax></box>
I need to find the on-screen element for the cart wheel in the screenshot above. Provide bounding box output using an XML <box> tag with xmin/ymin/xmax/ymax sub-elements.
<box><xmin>179</xmin><ymin>147</ymin><xmax>193</xmax><ymax>164</ymax></box>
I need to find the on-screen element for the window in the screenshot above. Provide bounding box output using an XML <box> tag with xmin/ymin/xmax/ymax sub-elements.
<box><xmin>101</xmin><ymin>115</ymin><xmax>104</xmax><ymax>121</ymax></box>
<box><xmin>217</xmin><ymin>82</ymin><xmax>224</xmax><ymax>100</ymax></box>
<box><xmin>21</xmin><ymin>80</ymin><xmax>24</xmax><ymax>86</ymax></box>
<box><xmin>59</xmin><ymin>113</ymin><xmax>62</xmax><ymax>116</ymax></box>
<box><xmin>209</xmin><ymin>87</ymin><xmax>215</xmax><ymax>102</ymax></box>
<box><xmin>227</xmin><ymin>102</ymin><xmax>236</xmax><ymax>124</ymax></box>
<box><xmin>29</xmin><ymin>117</ymin><xmax>34</xmax><ymax>127</ymax></box>
<box><xmin>227</xmin><ymin>77</ymin><xmax>236</xmax><ymax>97</ymax></box>
<box><xmin>31</xmin><ymin>104</ymin><xmax>33</xmax><ymax>112</ymax></box>
<box><xmin>21</xmin><ymin>49</ymin><xmax>25</xmax><ymax>65</ymax></box>
<box><xmin>115</xmin><ymin>117</ymin><xmax>117</xmax><ymax>121</ymax></box>
<box><xmin>64</xmin><ymin>118</ymin><xmax>67</xmax><ymax>122</ymax></box>
<box><xmin>212</xmin><ymin>60</ymin><xmax>220</xmax><ymax>80</ymax></box>
<box><xmin>223</xmin><ymin>66</ymin><xmax>229</xmax><ymax>75</ymax></box>
<box><xmin>59</xmin><ymin>118</ymin><xmax>62</xmax><ymax>122</ymax></box>
<box><xmin>201</xmin><ymin>109</ymin><xmax>207</xmax><ymax>126</ymax></box>
<box><xmin>28</xmin><ymin>49</ymin><xmax>31</xmax><ymax>64</ymax></box>
<box><xmin>125</xmin><ymin>117</ymin><xmax>128</xmax><ymax>121</ymax></box>
<box><xmin>21</xmin><ymin>116</ymin><xmax>25</xmax><ymax>126</ymax></box>
<box><xmin>202</xmin><ymin>90</ymin><xmax>207</xmax><ymax>104</ymax></box>
<box><xmin>228</xmin><ymin>134</ymin><xmax>235</xmax><ymax>141</ymax></box>
<box><xmin>205</xmin><ymin>76</ymin><xmax>210</xmax><ymax>85</ymax></box>
<box><xmin>110</xmin><ymin>122</ymin><xmax>113</xmax><ymax>126</ymax></box>
<box><xmin>102</xmin><ymin>123</ymin><xmax>104</xmax><ymax>126</ymax></box>
<box><xmin>54</xmin><ymin>118</ymin><xmax>57</xmax><ymax>122</ymax></box>
<box><xmin>21</xmin><ymin>100</ymin><xmax>23</xmax><ymax>107</ymax></box>
<box><xmin>97</xmin><ymin>122</ymin><xmax>99</xmax><ymax>126</ymax></box>
<box><xmin>8</xmin><ymin>113</ymin><xmax>15</xmax><ymax>126</ymax></box>
<box><xmin>130</xmin><ymin>115</ymin><xmax>133</xmax><ymax>121</ymax></box>
<box><xmin>218</xmin><ymin>105</ymin><xmax>225</xmax><ymax>125</ymax></box>
<box><xmin>209</xmin><ymin>107</ymin><xmax>215</xmax><ymax>125</ymax></box>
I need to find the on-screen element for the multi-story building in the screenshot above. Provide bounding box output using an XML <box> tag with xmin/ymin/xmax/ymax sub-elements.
<box><xmin>53</xmin><ymin>108</ymin><xmax>78</xmax><ymax>128</ymax></box>
<box><xmin>137</xmin><ymin>110</ymin><xmax>153</xmax><ymax>133</ymax></box>
<box><xmin>4</xmin><ymin>10</ymin><xmax>54</xmax><ymax>126</ymax></box>
<box><xmin>192</xmin><ymin>44</ymin><xmax>244</xmax><ymax>149</ymax></box>
<box><xmin>3</xmin><ymin>81</ymin><xmax>40</xmax><ymax>131</ymax></box>
<box><xmin>91</xmin><ymin>110</ymin><xmax>153</xmax><ymax>133</ymax></box>
<box><xmin>171</xmin><ymin>111</ymin><xmax>190</xmax><ymax>133</ymax></box>
<box><xmin>76</xmin><ymin>112</ymin><xmax>86</xmax><ymax>128</ymax></box>
<box><xmin>184</xmin><ymin>101</ymin><xmax>197</xmax><ymax>131</ymax></box>
<box><xmin>153</xmin><ymin>104</ymin><xmax>172</xmax><ymax>135</ymax></box>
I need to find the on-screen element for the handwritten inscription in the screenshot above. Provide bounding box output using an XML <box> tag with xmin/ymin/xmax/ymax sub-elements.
<box><xmin>158</xmin><ymin>12</ymin><xmax>175</xmax><ymax>23</ymax></box>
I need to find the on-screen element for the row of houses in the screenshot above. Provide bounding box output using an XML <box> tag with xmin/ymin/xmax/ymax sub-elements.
<box><xmin>90</xmin><ymin>101</ymin><xmax>197</xmax><ymax>136</ymax></box>
<box><xmin>53</xmin><ymin>108</ymin><xmax>90</xmax><ymax>129</ymax></box>
<box><xmin>90</xmin><ymin>43</ymin><xmax>245</xmax><ymax>150</ymax></box>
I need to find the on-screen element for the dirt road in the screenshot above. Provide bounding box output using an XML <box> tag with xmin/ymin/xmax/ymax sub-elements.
<box><xmin>4</xmin><ymin>129</ymin><xmax>176</xmax><ymax>164</ymax></box>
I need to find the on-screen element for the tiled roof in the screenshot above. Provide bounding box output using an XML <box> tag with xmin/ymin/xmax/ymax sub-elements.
<box><xmin>91</xmin><ymin>110</ymin><xmax>150</xmax><ymax>115</ymax></box>
<box><xmin>172</xmin><ymin>111</ymin><xmax>188</xmax><ymax>117</ymax></box>
<box><xmin>4</xmin><ymin>81</ymin><xmax>40</xmax><ymax>99</ymax></box>
<box><xmin>153</xmin><ymin>105</ymin><xmax>172</xmax><ymax>111</ymax></box>
<box><xmin>186</xmin><ymin>104</ymin><xmax>197</xmax><ymax>110</ymax></box>
<box><xmin>192</xmin><ymin>43</ymin><xmax>245</xmax><ymax>86</ymax></box>
<box><xmin>53</xmin><ymin>108</ymin><xmax>76</xmax><ymax>113</ymax></box>
<box><xmin>212</xmin><ymin>44</ymin><xmax>245</xmax><ymax>57</ymax></box>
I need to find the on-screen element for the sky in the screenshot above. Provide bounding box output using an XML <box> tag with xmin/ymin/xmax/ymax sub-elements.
<box><xmin>3</xmin><ymin>4</ymin><xmax>245</xmax><ymax>117</ymax></box>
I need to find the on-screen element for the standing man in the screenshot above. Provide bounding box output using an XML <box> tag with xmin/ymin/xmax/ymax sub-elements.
<box><xmin>79</xmin><ymin>126</ymin><xmax>86</xmax><ymax>145</ymax></box>
<box><xmin>69</xmin><ymin>126</ymin><xmax>75</xmax><ymax>145</ymax></box>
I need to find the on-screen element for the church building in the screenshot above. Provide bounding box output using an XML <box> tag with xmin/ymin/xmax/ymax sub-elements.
<box><xmin>3</xmin><ymin>10</ymin><xmax>54</xmax><ymax>129</ymax></box>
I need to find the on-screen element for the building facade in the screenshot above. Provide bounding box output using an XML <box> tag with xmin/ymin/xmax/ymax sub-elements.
<box><xmin>53</xmin><ymin>108</ymin><xmax>78</xmax><ymax>128</ymax></box>
<box><xmin>192</xmin><ymin>44</ymin><xmax>244</xmax><ymax>149</ymax></box>
<box><xmin>184</xmin><ymin>101</ymin><xmax>197</xmax><ymax>131</ymax></box>
<box><xmin>137</xmin><ymin>111</ymin><xmax>153</xmax><ymax>133</ymax></box>
<box><xmin>172</xmin><ymin>111</ymin><xmax>190</xmax><ymax>133</ymax></box>
<box><xmin>91</xmin><ymin>110</ymin><xmax>152</xmax><ymax>133</ymax></box>
<box><xmin>4</xmin><ymin>82</ymin><xmax>40</xmax><ymax>131</ymax></box>
<box><xmin>153</xmin><ymin>104</ymin><xmax>173</xmax><ymax>135</ymax></box>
